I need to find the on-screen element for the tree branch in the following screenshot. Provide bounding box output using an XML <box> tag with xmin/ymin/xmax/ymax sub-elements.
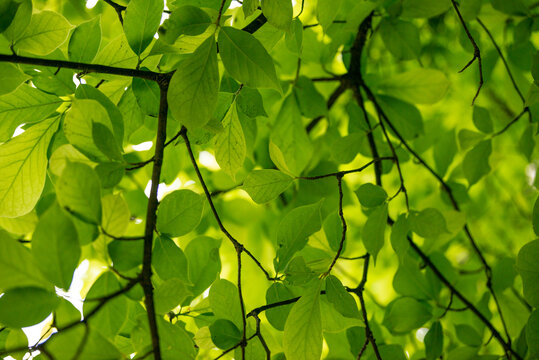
<box><xmin>0</xmin><ymin>54</ymin><xmax>168</xmax><ymax>81</ymax></box>
<box><xmin>139</xmin><ymin>81</ymin><xmax>171</xmax><ymax>360</ymax></box>
<box><xmin>450</xmin><ymin>0</ymin><xmax>483</xmax><ymax>104</ymax></box>
<box><xmin>180</xmin><ymin>128</ymin><xmax>277</xmax><ymax>282</ymax></box>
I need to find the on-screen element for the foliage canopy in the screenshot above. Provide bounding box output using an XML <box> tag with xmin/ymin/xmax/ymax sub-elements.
<box><xmin>0</xmin><ymin>0</ymin><xmax>538</xmax><ymax>359</ymax></box>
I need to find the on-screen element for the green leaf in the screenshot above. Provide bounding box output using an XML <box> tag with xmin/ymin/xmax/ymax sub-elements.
<box><xmin>325</xmin><ymin>275</ymin><xmax>360</xmax><ymax>318</ymax></box>
<box><xmin>285</xmin><ymin>18</ymin><xmax>303</xmax><ymax>54</ymax></box>
<box><xmin>156</xmin><ymin>189</ymin><xmax>203</xmax><ymax>237</ymax></box>
<box><xmin>101</xmin><ymin>193</ymin><xmax>130</xmax><ymax>238</ymax></box>
<box><xmin>261</xmin><ymin>0</ymin><xmax>293</xmax><ymax>30</ymax></box>
<box><xmin>132</xmin><ymin>76</ymin><xmax>160</xmax><ymax>117</ymax></box>
<box><xmin>409</xmin><ymin>208</ymin><xmax>448</xmax><ymax>238</ymax></box>
<box><xmin>108</xmin><ymin>240</ymin><xmax>143</xmax><ymax>272</ymax></box>
<box><xmin>379</xmin><ymin>18</ymin><xmax>421</xmax><ymax>60</ymax></box>
<box><xmin>93</xmin><ymin>33</ymin><xmax>138</xmax><ymax>69</ymax></box>
<box><xmin>154</xmin><ymin>278</ymin><xmax>192</xmax><ymax>314</ymax></box>
<box><xmin>64</xmin><ymin>99</ymin><xmax>115</xmax><ymax>162</ymax></box>
<box><xmin>363</xmin><ymin>203</ymin><xmax>388</xmax><ymax>262</ymax></box>
<box><xmin>45</xmin><ymin>326</ymin><xmax>122</xmax><ymax>359</ymax></box>
<box><xmin>455</xmin><ymin>324</ymin><xmax>482</xmax><ymax>347</ymax></box>
<box><xmin>209</xmin><ymin>279</ymin><xmax>243</xmax><ymax>327</ymax></box>
<box><xmin>400</xmin><ymin>0</ymin><xmax>451</xmax><ymax>18</ymax></box>
<box><xmin>95</xmin><ymin>162</ymin><xmax>125</xmax><ymax>189</ymax></box>
<box><xmin>433</xmin><ymin>128</ymin><xmax>457</xmax><ymax>177</ymax></box>
<box><xmin>236</xmin><ymin>86</ymin><xmax>267</xmax><ymax>118</ymax></box>
<box><xmin>516</xmin><ymin>240</ymin><xmax>539</xmax><ymax>307</ymax></box>
<box><xmin>15</xmin><ymin>10</ymin><xmax>72</xmax><ymax>56</ymax></box>
<box><xmin>218</xmin><ymin>26</ymin><xmax>280</xmax><ymax>90</ymax></box>
<box><xmin>214</xmin><ymin>101</ymin><xmax>246</xmax><ymax>179</ymax></box>
<box><xmin>266</xmin><ymin>283</ymin><xmax>295</xmax><ymax>330</ymax></box>
<box><xmin>0</xmin><ymin>116</ymin><xmax>58</xmax><ymax>217</ymax></box>
<box><xmin>269</xmin><ymin>94</ymin><xmax>313</xmax><ymax>176</ymax></box>
<box><xmin>2</xmin><ymin>0</ymin><xmax>31</xmax><ymax>42</ymax></box>
<box><xmin>323</xmin><ymin>212</ymin><xmax>343</xmax><ymax>252</ymax></box>
<box><xmin>185</xmin><ymin>236</ymin><xmax>221</xmax><ymax>298</ymax></box>
<box><xmin>153</xmin><ymin>236</ymin><xmax>189</xmax><ymax>282</ymax></box>
<box><xmin>377</xmin><ymin>95</ymin><xmax>424</xmax><ymax>140</ymax></box>
<box><xmin>355</xmin><ymin>183</ymin><xmax>388</xmax><ymax>208</ymax></box>
<box><xmin>368</xmin><ymin>345</ymin><xmax>407</xmax><ymax>360</ymax></box>
<box><xmin>56</xmin><ymin>162</ymin><xmax>102</xmax><ymax>225</ymax></box>
<box><xmin>458</xmin><ymin>129</ymin><xmax>485</xmax><ymax>151</ymax></box>
<box><xmin>0</xmin><ymin>231</ymin><xmax>51</xmax><ymax>291</ymax></box>
<box><xmin>320</xmin><ymin>298</ymin><xmax>362</xmax><ymax>333</ymax></box>
<box><xmin>0</xmin><ymin>287</ymin><xmax>59</xmax><ymax>328</ymax></box>
<box><xmin>92</xmin><ymin>122</ymin><xmax>123</xmax><ymax>161</ymax></box>
<box><xmin>158</xmin><ymin>5</ymin><xmax>211</xmax><ymax>43</ymax></box>
<box><xmin>0</xmin><ymin>84</ymin><xmax>62</xmax><ymax>142</ymax></box>
<box><xmin>518</xmin><ymin>125</ymin><xmax>535</xmax><ymax>161</ymax></box>
<box><xmin>317</xmin><ymin>0</ymin><xmax>343</xmax><ymax>31</ymax></box>
<box><xmin>84</xmin><ymin>272</ymin><xmax>127</xmax><ymax>338</ymax></box>
<box><xmin>68</xmin><ymin>16</ymin><xmax>101</xmax><ymax>62</ymax></box>
<box><xmin>534</xmin><ymin>197</ymin><xmax>539</xmax><ymax>236</ymax></box>
<box><xmin>462</xmin><ymin>139</ymin><xmax>492</xmax><ymax>186</ymax></box>
<box><xmin>527</xmin><ymin>310</ymin><xmax>539</xmax><ymax>359</ymax></box>
<box><xmin>383</xmin><ymin>297</ymin><xmax>432</xmax><ymax>334</ymax></box>
<box><xmin>378</xmin><ymin>69</ymin><xmax>450</xmax><ymax>105</ymax></box>
<box><xmin>132</xmin><ymin>315</ymin><xmax>196</xmax><ymax>359</ymax></box>
<box><xmin>0</xmin><ymin>63</ymin><xmax>30</xmax><ymax>96</ymax></box>
<box><xmin>168</xmin><ymin>37</ymin><xmax>219</xmax><ymax>129</ymax></box>
<box><xmin>393</xmin><ymin>256</ymin><xmax>435</xmax><ymax>300</ymax></box>
<box><xmin>0</xmin><ymin>0</ymin><xmax>20</xmax><ymax>33</ymax></box>
<box><xmin>283</xmin><ymin>280</ymin><xmax>323</xmax><ymax>360</ymax></box>
<box><xmin>243</xmin><ymin>169</ymin><xmax>293</xmax><ymax>204</ymax></box>
<box><xmin>32</xmin><ymin>204</ymin><xmax>80</xmax><ymax>289</ymax></box>
<box><xmin>275</xmin><ymin>199</ymin><xmax>323</xmax><ymax>271</ymax></box>
<box><xmin>123</xmin><ymin>0</ymin><xmax>164</xmax><ymax>55</ymax></box>
<box><xmin>242</xmin><ymin>0</ymin><xmax>259</xmax><ymax>18</ymax></box>
<box><xmin>491</xmin><ymin>0</ymin><xmax>528</xmax><ymax>16</ymax></box>
<box><xmin>425</xmin><ymin>321</ymin><xmax>444</xmax><ymax>360</ymax></box>
<box><xmin>209</xmin><ymin>319</ymin><xmax>241</xmax><ymax>349</ymax></box>
<box><xmin>472</xmin><ymin>106</ymin><xmax>493</xmax><ymax>134</ymax></box>
<box><xmin>293</xmin><ymin>77</ymin><xmax>327</xmax><ymax>118</ymax></box>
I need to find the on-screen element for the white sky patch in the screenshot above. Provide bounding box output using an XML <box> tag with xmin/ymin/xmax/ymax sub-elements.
<box><xmin>198</xmin><ymin>151</ymin><xmax>220</xmax><ymax>171</ymax></box>
<box><xmin>132</xmin><ymin>141</ymin><xmax>153</xmax><ymax>152</ymax></box>
<box><xmin>184</xmin><ymin>180</ymin><xmax>196</xmax><ymax>187</ymax></box>
<box><xmin>230</xmin><ymin>0</ymin><xmax>242</xmax><ymax>8</ymax></box>
<box><xmin>72</xmin><ymin>74</ymin><xmax>86</xmax><ymax>87</ymax></box>
<box><xmin>144</xmin><ymin>179</ymin><xmax>183</xmax><ymax>200</ymax></box>
<box><xmin>86</xmin><ymin>0</ymin><xmax>98</xmax><ymax>9</ymax></box>
<box><xmin>13</xmin><ymin>124</ymin><xmax>25</xmax><ymax>137</ymax></box>
<box><xmin>22</xmin><ymin>314</ymin><xmax>53</xmax><ymax>347</ymax></box>
<box><xmin>155</xmin><ymin>12</ymin><xmax>170</xmax><ymax>39</ymax></box>
<box><xmin>526</xmin><ymin>162</ymin><xmax>537</xmax><ymax>187</ymax></box>
<box><xmin>416</xmin><ymin>327</ymin><xmax>429</xmax><ymax>342</ymax></box>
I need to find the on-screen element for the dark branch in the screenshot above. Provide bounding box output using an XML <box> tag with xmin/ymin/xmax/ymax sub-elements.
<box><xmin>450</xmin><ymin>0</ymin><xmax>483</xmax><ymax>104</ymax></box>
<box><xmin>477</xmin><ymin>17</ymin><xmax>525</xmax><ymax>104</ymax></box>
<box><xmin>0</xmin><ymin>54</ymin><xmax>168</xmax><ymax>81</ymax></box>
<box><xmin>139</xmin><ymin>82</ymin><xmax>171</xmax><ymax>360</ymax></box>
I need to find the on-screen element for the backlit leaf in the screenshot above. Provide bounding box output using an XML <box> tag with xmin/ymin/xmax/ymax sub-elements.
<box><xmin>0</xmin><ymin>116</ymin><xmax>58</xmax><ymax>217</ymax></box>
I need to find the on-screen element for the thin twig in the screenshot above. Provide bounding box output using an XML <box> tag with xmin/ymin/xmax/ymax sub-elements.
<box><xmin>491</xmin><ymin>107</ymin><xmax>529</xmax><ymax>137</ymax></box>
<box><xmin>476</xmin><ymin>17</ymin><xmax>525</xmax><ymax>104</ymax></box>
<box><xmin>350</xmin><ymin>255</ymin><xmax>382</xmax><ymax>360</ymax></box>
<box><xmin>324</xmin><ymin>176</ymin><xmax>347</xmax><ymax>275</ymax></box>
<box><xmin>299</xmin><ymin>157</ymin><xmax>394</xmax><ymax>180</ymax></box>
<box><xmin>450</xmin><ymin>0</ymin><xmax>483</xmax><ymax>104</ymax></box>
<box><xmin>181</xmin><ymin>128</ymin><xmax>277</xmax><ymax>281</ymax></box>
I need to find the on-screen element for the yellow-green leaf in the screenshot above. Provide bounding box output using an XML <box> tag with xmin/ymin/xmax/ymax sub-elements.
<box><xmin>0</xmin><ymin>116</ymin><xmax>59</xmax><ymax>217</ymax></box>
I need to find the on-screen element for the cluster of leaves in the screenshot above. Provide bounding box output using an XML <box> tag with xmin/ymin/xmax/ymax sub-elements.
<box><xmin>0</xmin><ymin>0</ymin><xmax>538</xmax><ymax>359</ymax></box>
